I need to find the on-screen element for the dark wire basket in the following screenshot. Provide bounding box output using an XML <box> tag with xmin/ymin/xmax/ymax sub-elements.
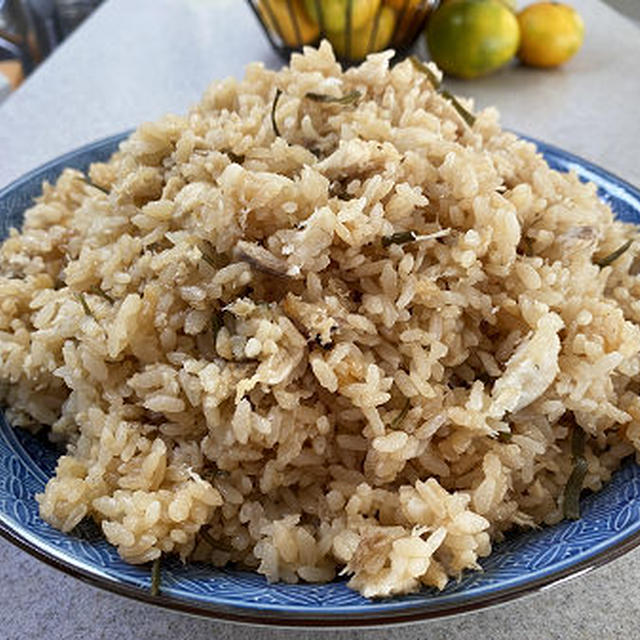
<box><xmin>247</xmin><ymin>0</ymin><xmax>438</xmax><ymax>65</ymax></box>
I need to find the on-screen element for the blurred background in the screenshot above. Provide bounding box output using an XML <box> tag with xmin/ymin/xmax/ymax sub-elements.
<box><xmin>1</xmin><ymin>0</ymin><xmax>639</xmax><ymax>105</ymax></box>
<box><xmin>0</xmin><ymin>0</ymin><xmax>103</xmax><ymax>100</ymax></box>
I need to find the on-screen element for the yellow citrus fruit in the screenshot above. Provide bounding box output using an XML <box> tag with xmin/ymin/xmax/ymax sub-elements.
<box><xmin>426</xmin><ymin>0</ymin><xmax>520</xmax><ymax>79</ymax></box>
<box><xmin>517</xmin><ymin>2</ymin><xmax>584</xmax><ymax>68</ymax></box>
<box><xmin>303</xmin><ymin>0</ymin><xmax>381</xmax><ymax>33</ymax></box>
<box><xmin>328</xmin><ymin>5</ymin><xmax>396</xmax><ymax>60</ymax></box>
<box><xmin>259</xmin><ymin>0</ymin><xmax>320</xmax><ymax>46</ymax></box>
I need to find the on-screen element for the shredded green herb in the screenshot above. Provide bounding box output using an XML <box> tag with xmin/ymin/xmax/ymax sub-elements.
<box><xmin>440</xmin><ymin>90</ymin><xmax>476</xmax><ymax>127</ymax></box>
<box><xmin>75</xmin><ymin>292</ymin><xmax>95</xmax><ymax>319</ymax></box>
<box><xmin>382</xmin><ymin>231</ymin><xmax>417</xmax><ymax>247</ymax></box>
<box><xmin>497</xmin><ymin>431</ymin><xmax>513</xmax><ymax>443</ymax></box>
<box><xmin>570</xmin><ymin>424</ymin><xmax>585</xmax><ymax>458</ymax></box>
<box><xmin>382</xmin><ymin>228</ymin><xmax>450</xmax><ymax>248</ymax></box>
<box><xmin>390</xmin><ymin>399</ymin><xmax>411</xmax><ymax>430</ymax></box>
<box><xmin>87</xmin><ymin>180</ymin><xmax>109</xmax><ymax>195</ymax></box>
<box><xmin>410</xmin><ymin>56</ymin><xmax>475</xmax><ymax>126</ymax></box>
<box><xmin>150</xmin><ymin>556</ymin><xmax>162</xmax><ymax>596</ymax></box>
<box><xmin>596</xmin><ymin>239</ymin><xmax>633</xmax><ymax>268</ymax></box>
<box><xmin>563</xmin><ymin>426</ymin><xmax>588</xmax><ymax>520</ymax></box>
<box><xmin>89</xmin><ymin>285</ymin><xmax>113</xmax><ymax>303</ymax></box>
<box><xmin>305</xmin><ymin>90</ymin><xmax>362</xmax><ymax>105</ymax></box>
<box><xmin>409</xmin><ymin>55</ymin><xmax>441</xmax><ymax>89</ymax></box>
<box><xmin>271</xmin><ymin>88</ymin><xmax>283</xmax><ymax>138</ymax></box>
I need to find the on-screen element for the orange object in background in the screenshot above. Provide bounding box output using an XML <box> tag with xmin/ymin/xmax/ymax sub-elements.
<box><xmin>0</xmin><ymin>58</ymin><xmax>23</xmax><ymax>89</ymax></box>
<box><xmin>258</xmin><ymin>0</ymin><xmax>319</xmax><ymax>46</ymax></box>
<box><xmin>327</xmin><ymin>4</ymin><xmax>397</xmax><ymax>59</ymax></box>
<box><xmin>517</xmin><ymin>2</ymin><xmax>585</xmax><ymax>67</ymax></box>
<box><xmin>249</xmin><ymin>0</ymin><xmax>436</xmax><ymax>63</ymax></box>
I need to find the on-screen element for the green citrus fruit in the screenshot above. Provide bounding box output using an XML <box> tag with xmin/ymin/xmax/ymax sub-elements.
<box><xmin>427</xmin><ymin>0</ymin><xmax>521</xmax><ymax>79</ymax></box>
<box><xmin>443</xmin><ymin>0</ymin><xmax>518</xmax><ymax>10</ymax></box>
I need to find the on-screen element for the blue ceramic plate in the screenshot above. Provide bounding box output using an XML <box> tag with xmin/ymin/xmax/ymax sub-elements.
<box><xmin>2</xmin><ymin>133</ymin><xmax>640</xmax><ymax>627</ymax></box>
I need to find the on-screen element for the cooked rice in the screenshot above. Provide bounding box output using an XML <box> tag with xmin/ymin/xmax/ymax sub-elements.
<box><xmin>2</xmin><ymin>41</ymin><xmax>640</xmax><ymax>598</ymax></box>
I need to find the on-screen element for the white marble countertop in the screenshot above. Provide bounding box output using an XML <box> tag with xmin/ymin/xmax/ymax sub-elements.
<box><xmin>1</xmin><ymin>0</ymin><xmax>640</xmax><ymax>638</ymax></box>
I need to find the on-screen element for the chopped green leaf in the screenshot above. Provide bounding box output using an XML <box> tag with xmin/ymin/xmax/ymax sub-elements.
<box><xmin>382</xmin><ymin>231</ymin><xmax>417</xmax><ymax>247</ymax></box>
<box><xmin>563</xmin><ymin>457</ymin><xmax>588</xmax><ymax>520</ymax></box>
<box><xmin>596</xmin><ymin>239</ymin><xmax>633</xmax><ymax>268</ymax></box>
<box><xmin>571</xmin><ymin>424</ymin><xmax>585</xmax><ymax>458</ymax></box>
<box><xmin>440</xmin><ymin>90</ymin><xmax>476</xmax><ymax>127</ymax></box>
<box><xmin>75</xmin><ymin>292</ymin><xmax>95</xmax><ymax>319</ymax></box>
<box><xmin>409</xmin><ymin>55</ymin><xmax>441</xmax><ymax>89</ymax></box>
<box><xmin>87</xmin><ymin>179</ymin><xmax>109</xmax><ymax>195</ymax></box>
<box><xmin>563</xmin><ymin>426</ymin><xmax>588</xmax><ymax>520</ymax></box>
<box><xmin>89</xmin><ymin>285</ymin><xmax>113</xmax><ymax>303</ymax></box>
<box><xmin>305</xmin><ymin>90</ymin><xmax>362</xmax><ymax>105</ymax></box>
<box><xmin>390</xmin><ymin>399</ymin><xmax>411</xmax><ymax>430</ymax></box>
<box><xmin>271</xmin><ymin>88</ymin><xmax>283</xmax><ymax>138</ymax></box>
<box><xmin>408</xmin><ymin>57</ymin><xmax>476</xmax><ymax>128</ymax></box>
<box><xmin>497</xmin><ymin>431</ymin><xmax>512</xmax><ymax>443</ymax></box>
<box><xmin>150</xmin><ymin>556</ymin><xmax>162</xmax><ymax>597</ymax></box>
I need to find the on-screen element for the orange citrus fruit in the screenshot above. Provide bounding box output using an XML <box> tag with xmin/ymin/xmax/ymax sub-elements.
<box><xmin>517</xmin><ymin>2</ymin><xmax>584</xmax><ymax>68</ymax></box>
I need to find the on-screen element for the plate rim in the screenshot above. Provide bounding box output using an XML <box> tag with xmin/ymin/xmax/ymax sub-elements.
<box><xmin>1</xmin><ymin>130</ymin><xmax>640</xmax><ymax>628</ymax></box>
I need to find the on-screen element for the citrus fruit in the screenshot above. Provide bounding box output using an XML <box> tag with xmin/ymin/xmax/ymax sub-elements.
<box><xmin>328</xmin><ymin>5</ymin><xmax>396</xmax><ymax>60</ymax></box>
<box><xmin>426</xmin><ymin>0</ymin><xmax>520</xmax><ymax>79</ymax></box>
<box><xmin>258</xmin><ymin>0</ymin><xmax>320</xmax><ymax>46</ymax></box>
<box><xmin>442</xmin><ymin>0</ymin><xmax>517</xmax><ymax>9</ymax></box>
<box><xmin>517</xmin><ymin>2</ymin><xmax>584</xmax><ymax>68</ymax></box>
<box><xmin>303</xmin><ymin>0</ymin><xmax>381</xmax><ymax>32</ymax></box>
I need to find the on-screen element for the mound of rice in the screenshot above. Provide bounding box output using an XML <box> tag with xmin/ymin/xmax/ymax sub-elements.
<box><xmin>2</xmin><ymin>42</ymin><xmax>640</xmax><ymax>598</ymax></box>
